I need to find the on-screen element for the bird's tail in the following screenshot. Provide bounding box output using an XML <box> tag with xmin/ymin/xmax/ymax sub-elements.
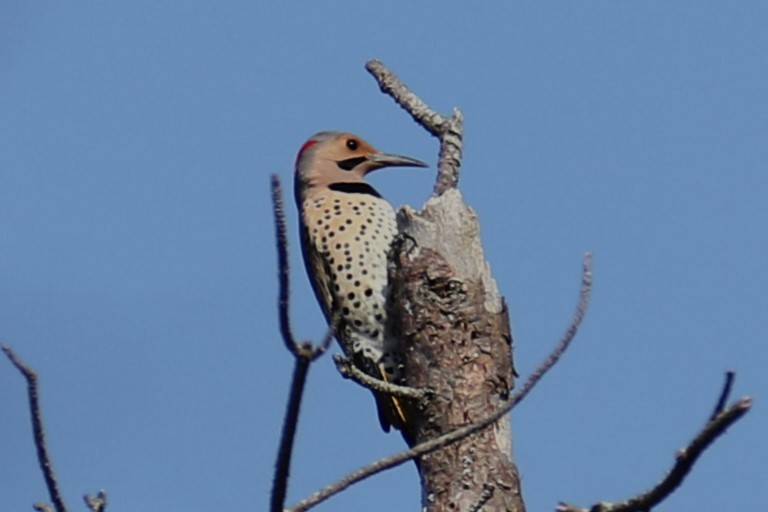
<box><xmin>373</xmin><ymin>366</ymin><xmax>409</xmax><ymax>432</ymax></box>
<box><xmin>353</xmin><ymin>353</ymin><xmax>412</xmax><ymax>439</ymax></box>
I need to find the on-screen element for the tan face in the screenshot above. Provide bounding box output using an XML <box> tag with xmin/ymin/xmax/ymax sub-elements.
<box><xmin>304</xmin><ymin>132</ymin><xmax>381</xmax><ymax>180</ymax></box>
<box><xmin>295</xmin><ymin>131</ymin><xmax>427</xmax><ymax>192</ymax></box>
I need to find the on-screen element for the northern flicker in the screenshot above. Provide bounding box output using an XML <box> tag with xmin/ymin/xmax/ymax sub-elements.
<box><xmin>294</xmin><ymin>131</ymin><xmax>427</xmax><ymax>432</ymax></box>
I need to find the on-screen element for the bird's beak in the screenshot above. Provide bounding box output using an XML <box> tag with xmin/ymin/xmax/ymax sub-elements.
<box><xmin>367</xmin><ymin>152</ymin><xmax>428</xmax><ymax>170</ymax></box>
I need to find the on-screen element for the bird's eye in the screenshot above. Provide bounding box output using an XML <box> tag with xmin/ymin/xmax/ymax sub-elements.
<box><xmin>346</xmin><ymin>139</ymin><xmax>358</xmax><ymax>151</ymax></box>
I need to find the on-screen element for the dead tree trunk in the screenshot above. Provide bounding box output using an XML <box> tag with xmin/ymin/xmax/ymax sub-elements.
<box><xmin>390</xmin><ymin>189</ymin><xmax>524</xmax><ymax>512</ymax></box>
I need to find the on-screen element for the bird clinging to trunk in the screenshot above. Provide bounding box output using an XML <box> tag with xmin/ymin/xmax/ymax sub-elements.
<box><xmin>293</xmin><ymin>131</ymin><xmax>427</xmax><ymax>432</ymax></box>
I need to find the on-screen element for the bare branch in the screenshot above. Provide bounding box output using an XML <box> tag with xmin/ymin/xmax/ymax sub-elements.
<box><xmin>271</xmin><ymin>174</ymin><xmax>335</xmax><ymax>361</ymax></box>
<box><xmin>271</xmin><ymin>174</ymin><xmax>299</xmax><ymax>356</ymax></box>
<box><xmin>511</xmin><ymin>252</ymin><xmax>593</xmax><ymax>409</ymax></box>
<box><xmin>332</xmin><ymin>354</ymin><xmax>430</xmax><ymax>400</ymax></box>
<box><xmin>557</xmin><ymin>377</ymin><xmax>752</xmax><ymax>512</ymax></box>
<box><xmin>291</xmin><ymin>372</ymin><xmax>522</xmax><ymax>512</ymax></box>
<box><xmin>288</xmin><ymin>254</ymin><xmax>593</xmax><ymax>512</ymax></box>
<box><xmin>83</xmin><ymin>491</ymin><xmax>107</xmax><ymax>512</ymax></box>
<box><xmin>2</xmin><ymin>345</ymin><xmax>69</xmax><ymax>512</ymax></box>
<box><xmin>288</xmin><ymin>399</ymin><xmax>501</xmax><ymax>512</ymax></box>
<box><xmin>270</xmin><ymin>176</ymin><xmax>338</xmax><ymax>512</ymax></box>
<box><xmin>711</xmin><ymin>369</ymin><xmax>735</xmax><ymax>420</ymax></box>
<box><xmin>432</xmin><ymin>108</ymin><xmax>463</xmax><ymax>196</ymax></box>
<box><xmin>557</xmin><ymin>503</ymin><xmax>595</xmax><ymax>512</ymax></box>
<box><xmin>33</xmin><ymin>504</ymin><xmax>54</xmax><ymax>512</ymax></box>
<box><xmin>616</xmin><ymin>397</ymin><xmax>752</xmax><ymax>512</ymax></box>
<box><xmin>365</xmin><ymin>59</ymin><xmax>445</xmax><ymax>137</ymax></box>
<box><xmin>271</xmin><ymin>351</ymin><xmax>313</xmax><ymax>512</ymax></box>
<box><xmin>365</xmin><ymin>59</ymin><xmax>463</xmax><ymax>196</ymax></box>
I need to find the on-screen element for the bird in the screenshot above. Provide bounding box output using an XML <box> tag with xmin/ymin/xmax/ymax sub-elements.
<box><xmin>293</xmin><ymin>131</ymin><xmax>427</xmax><ymax>433</ymax></box>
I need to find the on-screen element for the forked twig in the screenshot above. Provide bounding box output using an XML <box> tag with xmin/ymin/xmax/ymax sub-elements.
<box><xmin>366</xmin><ymin>59</ymin><xmax>463</xmax><ymax>196</ymax></box>
<box><xmin>2</xmin><ymin>345</ymin><xmax>69</xmax><ymax>512</ymax></box>
<box><xmin>711</xmin><ymin>370</ymin><xmax>735</xmax><ymax>420</ymax></box>
<box><xmin>288</xmin><ymin>253</ymin><xmax>594</xmax><ymax>512</ymax></box>
<box><xmin>556</xmin><ymin>376</ymin><xmax>752</xmax><ymax>512</ymax></box>
<box><xmin>270</xmin><ymin>175</ymin><xmax>335</xmax><ymax>512</ymax></box>
<box><xmin>83</xmin><ymin>490</ymin><xmax>108</xmax><ymax>512</ymax></box>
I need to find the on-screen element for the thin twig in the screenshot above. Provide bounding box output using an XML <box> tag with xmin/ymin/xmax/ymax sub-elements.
<box><xmin>271</xmin><ymin>174</ymin><xmax>298</xmax><ymax>356</ymax></box>
<box><xmin>289</xmin><ymin>402</ymin><xmax>507</xmax><ymax>512</ymax></box>
<box><xmin>332</xmin><ymin>354</ymin><xmax>430</xmax><ymax>400</ymax></box>
<box><xmin>271</xmin><ymin>351</ymin><xmax>313</xmax><ymax>512</ymax></box>
<box><xmin>288</xmin><ymin>253</ymin><xmax>594</xmax><ymax>512</ymax></box>
<box><xmin>628</xmin><ymin>397</ymin><xmax>751</xmax><ymax>510</ymax></box>
<box><xmin>557</xmin><ymin>378</ymin><xmax>752</xmax><ymax>512</ymax></box>
<box><xmin>510</xmin><ymin>252</ymin><xmax>593</xmax><ymax>409</ymax></box>
<box><xmin>271</xmin><ymin>174</ymin><xmax>335</xmax><ymax>361</ymax></box>
<box><xmin>2</xmin><ymin>345</ymin><xmax>69</xmax><ymax>512</ymax></box>
<box><xmin>365</xmin><ymin>59</ymin><xmax>463</xmax><ymax>196</ymax></box>
<box><xmin>270</xmin><ymin>176</ymin><xmax>337</xmax><ymax>512</ymax></box>
<box><xmin>710</xmin><ymin>370</ymin><xmax>735</xmax><ymax>420</ymax></box>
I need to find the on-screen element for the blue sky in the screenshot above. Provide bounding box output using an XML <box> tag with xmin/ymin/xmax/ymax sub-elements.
<box><xmin>1</xmin><ymin>2</ymin><xmax>765</xmax><ymax>511</ymax></box>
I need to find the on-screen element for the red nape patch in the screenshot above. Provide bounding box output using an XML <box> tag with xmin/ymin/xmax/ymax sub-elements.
<box><xmin>295</xmin><ymin>139</ymin><xmax>318</xmax><ymax>166</ymax></box>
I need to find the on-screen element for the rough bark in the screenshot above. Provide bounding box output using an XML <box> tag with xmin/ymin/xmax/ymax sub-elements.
<box><xmin>389</xmin><ymin>189</ymin><xmax>525</xmax><ymax>512</ymax></box>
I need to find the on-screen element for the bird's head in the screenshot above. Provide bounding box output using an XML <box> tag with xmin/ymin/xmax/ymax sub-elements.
<box><xmin>294</xmin><ymin>131</ymin><xmax>427</xmax><ymax>195</ymax></box>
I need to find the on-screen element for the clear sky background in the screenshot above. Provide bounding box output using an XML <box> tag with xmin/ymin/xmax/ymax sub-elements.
<box><xmin>1</xmin><ymin>2</ymin><xmax>765</xmax><ymax>511</ymax></box>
